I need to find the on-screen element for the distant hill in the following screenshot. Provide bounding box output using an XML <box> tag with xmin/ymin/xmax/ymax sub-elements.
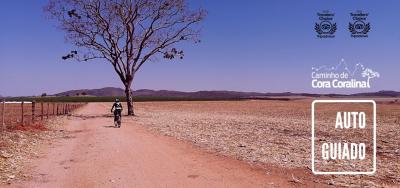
<box><xmin>53</xmin><ymin>87</ymin><xmax>400</xmax><ymax>98</ymax></box>
<box><xmin>55</xmin><ymin>87</ymin><xmax>125</xmax><ymax>97</ymax></box>
<box><xmin>54</xmin><ymin>87</ymin><xmax>268</xmax><ymax>98</ymax></box>
<box><xmin>350</xmin><ymin>90</ymin><xmax>400</xmax><ymax>97</ymax></box>
<box><xmin>134</xmin><ymin>89</ymin><xmax>268</xmax><ymax>98</ymax></box>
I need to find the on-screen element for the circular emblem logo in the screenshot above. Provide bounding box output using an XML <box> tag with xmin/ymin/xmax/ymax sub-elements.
<box><xmin>349</xmin><ymin>20</ymin><xmax>370</xmax><ymax>35</ymax></box>
<box><xmin>319</xmin><ymin>21</ymin><xmax>333</xmax><ymax>34</ymax></box>
<box><xmin>315</xmin><ymin>11</ymin><xmax>337</xmax><ymax>38</ymax></box>
<box><xmin>353</xmin><ymin>21</ymin><xmax>366</xmax><ymax>33</ymax></box>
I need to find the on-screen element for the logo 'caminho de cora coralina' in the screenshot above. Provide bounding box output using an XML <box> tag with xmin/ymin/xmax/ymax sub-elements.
<box><xmin>311</xmin><ymin>59</ymin><xmax>379</xmax><ymax>89</ymax></box>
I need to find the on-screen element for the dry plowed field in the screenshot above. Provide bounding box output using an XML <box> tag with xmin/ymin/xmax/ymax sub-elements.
<box><xmin>3</xmin><ymin>99</ymin><xmax>399</xmax><ymax>187</ymax></box>
<box><xmin>133</xmin><ymin>99</ymin><xmax>400</xmax><ymax>187</ymax></box>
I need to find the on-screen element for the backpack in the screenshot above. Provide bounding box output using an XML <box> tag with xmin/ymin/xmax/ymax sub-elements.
<box><xmin>115</xmin><ymin>102</ymin><xmax>122</xmax><ymax>110</ymax></box>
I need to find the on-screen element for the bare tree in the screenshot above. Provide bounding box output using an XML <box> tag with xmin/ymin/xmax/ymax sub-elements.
<box><xmin>45</xmin><ymin>0</ymin><xmax>206</xmax><ymax>115</ymax></box>
<box><xmin>361</xmin><ymin>68</ymin><xmax>380</xmax><ymax>88</ymax></box>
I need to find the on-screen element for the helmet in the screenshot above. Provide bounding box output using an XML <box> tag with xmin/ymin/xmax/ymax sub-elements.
<box><xmin>115</xmin><ymin>98</ymin><xmax>120</xmax><ymax>102</ymax></box>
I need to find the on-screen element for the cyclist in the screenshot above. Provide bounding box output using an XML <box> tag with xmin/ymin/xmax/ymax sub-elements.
<box><xmin>111</xmin><ymin>99</ymin><xmax>123</xmax><ymax>127</ymax></box>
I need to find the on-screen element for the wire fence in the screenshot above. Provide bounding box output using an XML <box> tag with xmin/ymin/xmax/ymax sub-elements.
<box><xmin>0</xmin><ymin>99</ymin><xmax>85</xmax><ymax>131</ymax></box>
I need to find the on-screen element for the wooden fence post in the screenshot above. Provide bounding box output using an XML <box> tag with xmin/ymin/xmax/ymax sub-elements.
<box><xmin>41</xmin><ymin>102</ymin><xmax>44</xmax><ymax>121</ymax></box>
<box><xmin>21</xmin><ymin>101</ymin><xmax>24</xmax><ymax>126</ymax></box>
<box><xmin>2</xmin><ymin>99</ymin><xmax>5</xmax><ymax>131</ymax></box>
<box><xmin>47</xmin><ymin>103</ymin><xmax>49</xmax><ymax>119</ymax></box>
<box><xmin>32</xmin><ymin>101</ymin><xmax>36</xmax><ymax>123</ymax></box>
<box><xmin>57</xmin><ymin>103</ymin><xmax>59</xmax><ymax>115</ymax></box>
<box><xmin>53</xmin><ymin>103</ymin><xmax>55</xmax><ymax>116</ymax></box>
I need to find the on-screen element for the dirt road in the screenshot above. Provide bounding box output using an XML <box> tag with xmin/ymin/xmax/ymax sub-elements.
<box><xmin>8</xmin><ymin>103</ymin><xmax>321</xmax><ymax>188</ymax></box>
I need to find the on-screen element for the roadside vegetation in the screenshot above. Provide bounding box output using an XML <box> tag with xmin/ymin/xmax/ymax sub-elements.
<box><xmin>6</xmin><ymin>96</ymin><xmax>249</xmax><ymax>103</ymax></box>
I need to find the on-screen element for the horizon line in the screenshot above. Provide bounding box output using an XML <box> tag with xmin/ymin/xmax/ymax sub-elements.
<box><xmin>2</xmin><ymin>87</ymin><xmax>399</xmax><ymax>98</ymax></box>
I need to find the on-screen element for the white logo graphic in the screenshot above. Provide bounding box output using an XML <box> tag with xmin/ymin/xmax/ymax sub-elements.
<box><xmin>311</xmin><ymin>59</ymin><xmax>379</xmax><ymax>89</ymax></box>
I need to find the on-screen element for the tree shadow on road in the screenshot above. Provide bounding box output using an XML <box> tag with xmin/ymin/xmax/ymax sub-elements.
<box><xmin>103</xmin><ymin>125</ymin><xmax>116</xmax><ymax>128</ymax></box>
<box><xmin>70</xmin><ymin>114</ymin><xmax>113</xmax><ymax>120</ymax></box>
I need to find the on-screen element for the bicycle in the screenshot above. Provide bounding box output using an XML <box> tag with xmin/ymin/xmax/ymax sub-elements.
<box><xmin>113</xmin><ymin>110</ymin><xmax>122</xmax><ymax>128</ymax></box>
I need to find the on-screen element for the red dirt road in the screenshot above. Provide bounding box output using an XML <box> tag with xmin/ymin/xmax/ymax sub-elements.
<box><xmin>8</xmin><ymin>103</ymin><xmax>322</xmax><ymax>188</ymax></box>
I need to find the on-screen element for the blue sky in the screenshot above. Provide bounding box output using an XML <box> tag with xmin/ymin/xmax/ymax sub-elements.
<box><xmin>0</xmin><ymin>0</ymin><xmax>399</xmax><ymax>96</ymax></box>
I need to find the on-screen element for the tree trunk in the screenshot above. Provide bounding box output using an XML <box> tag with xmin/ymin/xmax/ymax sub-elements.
<box><xmin>125</xmin><ymin>85</ymin><xmax>134</xmax><ymax>116</ymax></box>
